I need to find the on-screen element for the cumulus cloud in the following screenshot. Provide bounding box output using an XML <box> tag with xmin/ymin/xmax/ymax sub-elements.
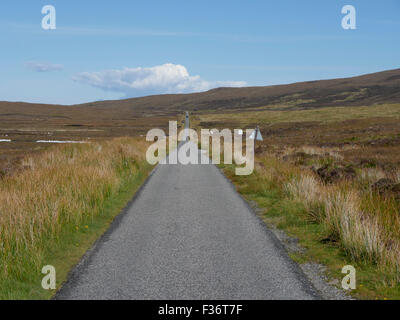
<box><xmin>25</xmin><ymin>61</ymin><xmax>64</xmax><ymax>72</ymax></box>
<box><xmin>72</xmin><ymin>63</ymin><xmax>246</xmax><ymax>96</ymax></box>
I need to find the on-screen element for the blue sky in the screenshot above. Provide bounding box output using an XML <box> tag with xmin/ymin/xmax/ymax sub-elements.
<box><xmin>0</xmin><ymin>0</ymin><xmax>399</xmax><ymax>105</ymax></box>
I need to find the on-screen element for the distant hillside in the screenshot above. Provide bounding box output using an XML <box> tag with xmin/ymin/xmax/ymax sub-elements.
<box><xmin>1</xmin><ymin>68</ymin><xmax>400</xmax><ymax>120</ymax></box>
<box><xmin>0</xmin><ymin>68</ymin><xmax>399</xmax><ymax>171</ymax></box>
<box><xmin>78</xmin><ymin>68</ymin><xmax>400</xmax><ymax>113</ymax></box>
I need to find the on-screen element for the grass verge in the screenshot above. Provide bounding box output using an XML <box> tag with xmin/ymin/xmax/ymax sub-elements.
<box><xmin>219</xmin><ymin>158</ymin><xmax>400</xmax><ymax>300</ymax></box>
<box><xmin>0</xmin><ymin>137</ymin><xmax>153</xmax><ymax>299</ymax></box>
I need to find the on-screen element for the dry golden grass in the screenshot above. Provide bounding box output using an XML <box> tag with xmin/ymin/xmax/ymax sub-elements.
<box><xmin>285</xmin><ymin>174</ymin><xmax>325</xmax><ymax>223</ymax></box>
<box><xmin>0</xmin><ymin>137</ymin><xmax>149</xmax><ymax>280</ymax></box>
<box><xmin>258</xmin><ymin>153</ymin><xmax>400</xmax><ymax>284</ymax></box>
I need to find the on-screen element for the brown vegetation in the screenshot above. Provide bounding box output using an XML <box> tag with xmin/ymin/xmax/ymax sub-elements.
<box><xmin>0</xmin><ymin>137</ymin><xmax>151</xmax><ymax>298</ymax></box>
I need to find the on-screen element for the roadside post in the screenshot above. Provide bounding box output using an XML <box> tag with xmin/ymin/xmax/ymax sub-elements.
<box><xmin>249</xmin><ymin>126</ymin><xmax>263</xmax><ymax>154</ymax></box>
<box><xmin>185</xmin><ymin>111</ymin><xmax>189</xmax><ymax>141</ymax></box>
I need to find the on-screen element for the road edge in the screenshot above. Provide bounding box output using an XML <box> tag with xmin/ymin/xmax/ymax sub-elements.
<box><xmin>215</xmin><ymin>165</ymin><xmax>352</xmax><ymax>300</ymax></box>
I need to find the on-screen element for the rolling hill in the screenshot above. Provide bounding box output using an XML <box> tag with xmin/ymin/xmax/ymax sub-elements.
<box><xmin>1</xmin><ymin>68</ymin><xmax>400</xmax><ymax>121</ymax></box>
<box><xmin>77</xmin><ymin>67</ymin><xmax>400</xmax><ymax>113</ymax></box>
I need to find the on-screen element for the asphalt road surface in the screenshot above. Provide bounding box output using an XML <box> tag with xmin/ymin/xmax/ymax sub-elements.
<box><xmin>56</xmin><ymin>117</ymin><xmax>319</xmax><ymax>300</ymax></box>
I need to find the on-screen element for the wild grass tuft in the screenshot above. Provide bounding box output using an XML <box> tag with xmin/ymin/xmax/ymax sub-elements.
<box><xmin>244</xmin><ymin>153</ymin><xmax>400</xmax><ymax>286</ymax></box>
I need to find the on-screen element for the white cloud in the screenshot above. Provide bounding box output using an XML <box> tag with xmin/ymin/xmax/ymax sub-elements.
<box><xmin>72</xmin><ymin>63</ymin><xmax>246</xmax><ymax>96</ymax></box>
<box><xmin>26</xmin><ymin>61</ymin><xmax>64</xmax><ymax>72</ymax></box>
